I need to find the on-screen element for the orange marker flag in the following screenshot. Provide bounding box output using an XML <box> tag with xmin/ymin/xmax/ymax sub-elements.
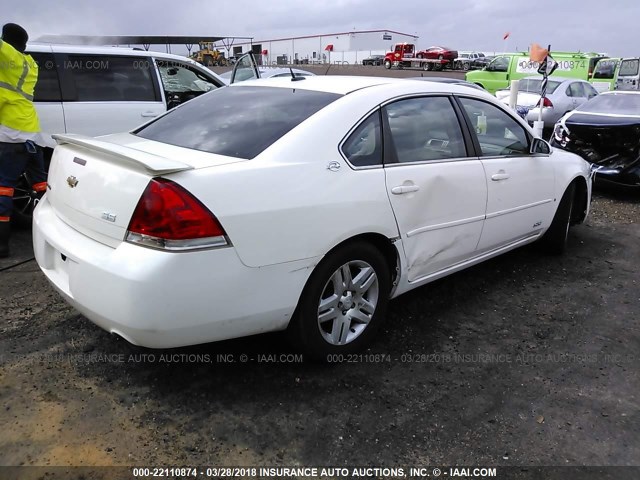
<box><xmin>530</xmin><ymin>43</ymin><xmax>549</xmax><ymax>62</ymax></box>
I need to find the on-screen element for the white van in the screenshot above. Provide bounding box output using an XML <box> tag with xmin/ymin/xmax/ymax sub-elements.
<box><xmin>615</xmin><ymin>57</ymin><xmax>640</xmax><ymax>90</ymax></box>
<box><xmin>14</xmin><ymin>44</ymin><xmax>226</xmax><ymax>225</ymax></box>
<box><xmin>26</xmin><ymin>44</ymin><xmax>226</xmax><ymax>150</ymax></box>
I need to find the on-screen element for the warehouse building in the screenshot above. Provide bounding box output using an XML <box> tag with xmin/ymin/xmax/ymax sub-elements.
<box><xmin>228</xmin><ymin>29</ymin><xmax>419</xmax><ymax>65</ymax></box>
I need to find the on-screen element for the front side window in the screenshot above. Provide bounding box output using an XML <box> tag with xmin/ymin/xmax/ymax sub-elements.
<box><xmin>342</xmin><ymin>110</ymin><xmax>382</xmax><ymax>167</ymax></box>
<box><xmin>458</xmin><ymin>97</ymin><xmax>529</xmax><ymax>156</ymax></box>
<box><xmin>593</xmin><ymin>59</ymin><xmax>617</xmax><ymax>79</ymax></box>
<box><xmin>156</xmin><ymin>60</ymin><xmax>218</xmax><ymax>104</ymax></box>
<box><xmin>65</xmin><ymin>55</ymin><xmax>157</xmax><ymax>102</ymax></box>
<box><xmin>136</xmin><ymin>86</ymin><xmax>341</xmax><ymax>159</ymax></box>
<box><xmin>488</xmin><ymin>56</ymin><xmax>510</xmax><ymax>72</ymax></box>
<box><xmin>384</xmin><ymin>96</ymin><xmax>466</xmax><ymax>163</ymax></box>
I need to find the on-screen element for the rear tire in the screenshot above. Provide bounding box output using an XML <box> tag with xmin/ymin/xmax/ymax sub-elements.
<box><xmin>288</xmin><ymin>242</ymin><xmax>391</xmax><ymax>360</ymax></box>
<box><xmin>539</xmin><ymin>183</ymin><xmax>575</xmax><ymax>254</ymax></box>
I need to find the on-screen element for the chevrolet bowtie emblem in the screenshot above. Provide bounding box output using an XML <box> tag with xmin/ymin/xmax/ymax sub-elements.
<box><xmin>67</xmin><ymin>176</ymin><xmax>78</xmax><ymax>188</ymax></box>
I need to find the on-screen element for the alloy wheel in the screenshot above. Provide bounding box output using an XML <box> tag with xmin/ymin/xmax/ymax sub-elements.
<box><xmin>317</xmin><ymin>260</ymin><xmax>379</xmax><ymax>346</ymax></box>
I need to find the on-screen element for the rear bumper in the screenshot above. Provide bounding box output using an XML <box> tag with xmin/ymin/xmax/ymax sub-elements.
<box><xmin>33</xmin><ymin>197</ymin><xmax>317</xmax><ymax>348</ymax></box>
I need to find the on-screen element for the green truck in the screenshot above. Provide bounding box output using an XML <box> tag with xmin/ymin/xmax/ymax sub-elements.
<box><xmin>466</xmin><ymin>52</ymin><xmax>609</xmax><ymax>94</ymax></box>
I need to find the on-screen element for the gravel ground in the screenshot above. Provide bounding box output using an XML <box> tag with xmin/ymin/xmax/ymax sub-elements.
<box><xmin>0</xmin><ymin>190</ymin><xmax>638</xmax><ymax>477</ymax></box>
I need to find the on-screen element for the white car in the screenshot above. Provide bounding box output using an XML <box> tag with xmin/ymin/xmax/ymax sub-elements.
<box><xmin>33</xmin><ymin>76</ymin><xmax>592</xmax><ymax>358</ymax></box>
<box><xmin>495</xmin><ymin>76</ymin><xmax>598</xmax><ymax>128</ymax></box>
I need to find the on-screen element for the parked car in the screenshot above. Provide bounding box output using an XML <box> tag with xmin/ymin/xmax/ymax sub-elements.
<box><xmin>495</xmin><ymin>76</ymin><xmax>599</xmax><ymax>128</ymax></box>
<box><xmin>218</xmin><ymin>66</ymin><xmax>314</xmax><ymax>84</ymax></box>
<box><xmin>409</xmin><ymin>76</ymin><xmax>485</xmax><ymax>90</ymax></box>
<box><xmin>417</xmin><ymin>46</ymin><xmax>458</xmax><ymax>63</ymax></box>
<box><xmin>15</xmin><ymin>44</ymin><xmax>226</xmax><ymax>225</ymax></box>
<box><xmin>551</xmin><ymin>91</ymin><xmax>640</xmax><ymax>188</ymax></box>
<box><xmin>33</xmin><ymin>76</ymin><xmax>591</xmax><ymax>358</ymax></box>
<box><xmin>455</xmin><ymin>52</ymin><xmax>489</xmax><ymax>71</ymax></box>
<box><xmin>362</xmin><ymin>55</ymin><xmax>385</xmax><ymax>66</ymax></box>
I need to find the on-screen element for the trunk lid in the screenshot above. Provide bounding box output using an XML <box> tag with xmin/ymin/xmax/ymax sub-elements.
<box><xmin>46</xmin><ymin>134</ymin><xmax>245</xmax><ymax>247</ymax></box>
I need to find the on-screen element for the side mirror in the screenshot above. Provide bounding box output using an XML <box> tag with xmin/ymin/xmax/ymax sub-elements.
<box><xmin>530</xmin><ymin>137</ymin><xmax>552</xmax><ymax>155</ymax></box>
<box><xmin>167</xmin><ymin>68</ymin><xmax>178</xmax><ymax>76</ymax></box>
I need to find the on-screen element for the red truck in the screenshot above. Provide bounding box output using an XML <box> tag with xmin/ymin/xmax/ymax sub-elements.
<box><xmin>383</xmin><ymin>43</ymin><xmax>458</xmax><ymax>71</ymax></box>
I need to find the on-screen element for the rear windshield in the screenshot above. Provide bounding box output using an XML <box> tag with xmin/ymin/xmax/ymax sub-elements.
<box><xmin>518</xmin><ymin>78</ymin><xmax>561</xmax><ymax>94</ymax></box>
<box><xmin>619</xmin><ymin>59</ymin><xmax>639</xmax><ymax>76</ymax></box>
<box><xmin>577</xmin><ymin>93</ymin><xmax>640</xmax><ymax>115</ymax></box>
<box><xmin>136</xmin><ymin>86</ymin><xmax>341</xmax><ymax>159</ymax></box>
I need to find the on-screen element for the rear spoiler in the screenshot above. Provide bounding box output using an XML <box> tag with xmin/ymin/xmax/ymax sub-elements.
<box><xmin>53</xmin><ymin>134</ymin><xmax>194</xmax><ymax>175</ymax></box>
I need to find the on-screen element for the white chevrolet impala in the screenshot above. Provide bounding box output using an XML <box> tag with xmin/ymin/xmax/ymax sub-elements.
<box><xmin>33</xmin><ymin>76</ymin><xmax>592</xmax><ymax>358</ymax></box>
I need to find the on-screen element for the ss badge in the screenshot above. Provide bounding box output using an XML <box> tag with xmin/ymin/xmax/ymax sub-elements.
<box><xmin>101</xmin><ymin>212</ymin><xmax>117</xmax><ymax>223</ymax></box>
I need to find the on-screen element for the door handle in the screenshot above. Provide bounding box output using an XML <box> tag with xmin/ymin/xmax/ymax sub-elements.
<box><xmin>141</xmin><ymin>112</ymin><xmax>159</xmax><ymax>118</ymax></box>
<box><xmin>491</xmin><ymin>172</ymin><xmax>510</xmax><ymax>181</ymax></box>
<box><xmin>391</xmin><ymin>185</ymin><xmax>420</xmax><ymax>194</ymax></box>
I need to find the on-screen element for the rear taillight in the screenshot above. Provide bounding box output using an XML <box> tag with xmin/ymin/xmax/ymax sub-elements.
<box><xmin>126</xmin><ymin>178</ymin><xmax>228</xmax><ymax>251</ymax></box>
<box><xmin>542</xmin><ymin>97</ymin><xmax>553</xmax><ymax>108</ymax></box>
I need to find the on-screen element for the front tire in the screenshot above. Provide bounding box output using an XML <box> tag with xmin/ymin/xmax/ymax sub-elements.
<box><xmin>539</xmin><ymin>183</ymin><xmax>575</xmax><ymax>254</ymax></box>
<box><xmin>288</xmin><ymin>242</ymin><xmax>391</xmax><ymax>360</ymax></box>
<box><xmin>384</xmin><ymin>60</ymin><xmax>392</xmax><ymax>69</ymax></box>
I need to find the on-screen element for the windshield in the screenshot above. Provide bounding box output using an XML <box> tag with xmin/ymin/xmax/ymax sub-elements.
<box><xmin>577</xmin><ymin>93</ymin><xmax>640</xmax><ymax>116</ymax></box>
<box><xmin>518</xmin><ymin>78</ymin><xmax>561</xmax><ymax>94</ymax></box>
<box><xmin>619</xmin><ymin>59</ymin><xmax>639</xmax><ymax>76</ymax></box>
<box><xmin>136</xmin><ymin>86</ymin><xmax>341</xmax><ymax>159</ymax></box>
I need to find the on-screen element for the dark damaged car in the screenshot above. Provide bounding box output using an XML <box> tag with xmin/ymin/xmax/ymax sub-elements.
<box><xmin>551</xmin><ymin>91</ymin><xmax>640</xmax><ymax>189</ymax></box>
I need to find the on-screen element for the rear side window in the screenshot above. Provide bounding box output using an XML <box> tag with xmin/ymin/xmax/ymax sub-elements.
<box><xmin>64</xmin><ymin>55</ymin><xmax>158</xmax><ymax>102</ymax></box>
<box><xmin>342</xmin><ymin>110</ymin><xmax>382</xmax><ymax>167</ymax></box>
<box><xmin>136</xmin><ymin>86</ymin><xmax>341</xmax><ymax>159</ymax></box>
<box><xmin>28</xmin><ymin>52</ymin><xmax>61</xmax><ymax>102</ymax></box>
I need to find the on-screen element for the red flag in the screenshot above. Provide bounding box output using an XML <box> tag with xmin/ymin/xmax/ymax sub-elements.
<box><xmin>503</xmin><ymin>32</ymin><xmax>510</xmax><ymax>40</ymax></box>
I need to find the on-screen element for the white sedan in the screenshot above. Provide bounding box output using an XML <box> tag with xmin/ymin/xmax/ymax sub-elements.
<box><xmin>495</xmin><ymin>76</ymin><xmax>599</xmax><ymax>128</ymax></box>
<box><xmin>33</xmin><ymin>76</ymin><xmax>592</xmax><ymax>358</ymax></box>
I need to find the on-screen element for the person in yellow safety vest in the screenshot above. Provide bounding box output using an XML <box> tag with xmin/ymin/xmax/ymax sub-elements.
<box><xmin>0</xmin><ymin>23</ymin><xmax>47</xmax><ymax>258</ymax></box>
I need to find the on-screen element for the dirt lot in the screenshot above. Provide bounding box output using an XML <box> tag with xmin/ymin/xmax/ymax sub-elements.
<box><xmin>1</xmin><ymin>187</ymin><xmax>639</xmax><ymax>476</ymax></box>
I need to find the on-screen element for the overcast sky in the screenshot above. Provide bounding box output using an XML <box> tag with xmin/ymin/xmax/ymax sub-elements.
<box><xmin>3</xmin><ymin>0</ymin><xmax>638</xmax><ymax>57</ymax></box>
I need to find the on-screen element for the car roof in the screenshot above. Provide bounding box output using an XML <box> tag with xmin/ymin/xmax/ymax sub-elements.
<box><xmin>26</xmin><ymin>43</ymin><xmax>195</xmax><ymax>62</ymax></box>
<box><xmin>229</xmin><ymin>75</ymin><xmax>495</xmax><ymax>97</ymax></box>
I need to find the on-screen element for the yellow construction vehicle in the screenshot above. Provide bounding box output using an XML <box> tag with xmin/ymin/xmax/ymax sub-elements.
<box><xmin>191</xmin><ymin>42</ymin><xmax>228</xmax><ymax>67</ymax></box>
